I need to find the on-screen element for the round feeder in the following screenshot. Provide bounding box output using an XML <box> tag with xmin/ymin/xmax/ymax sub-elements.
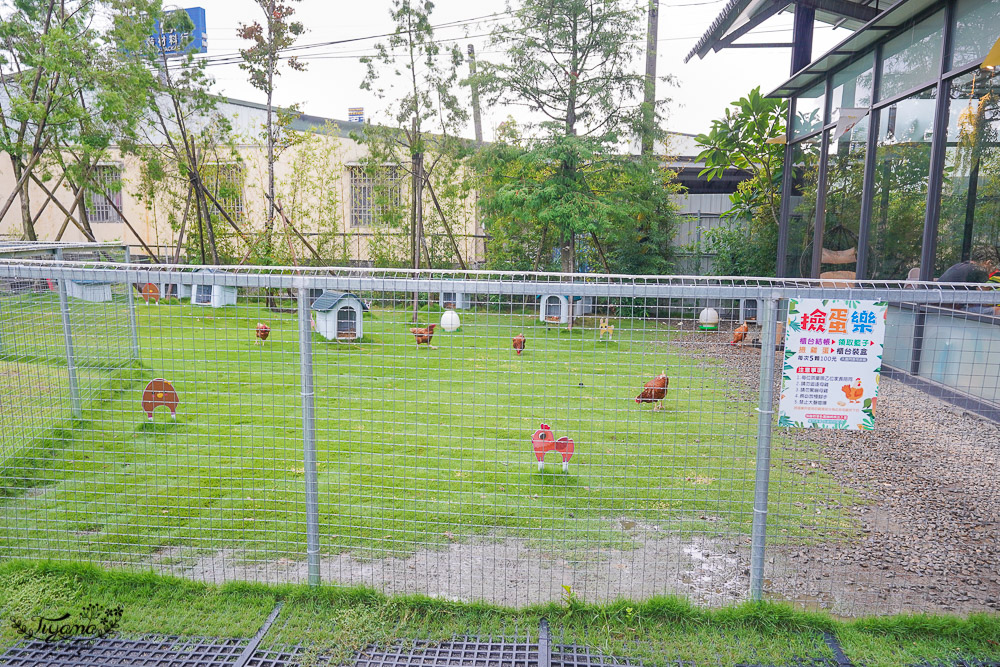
<box><xmin>440</xmin><ymin>310</ymin><xmax>461</xmax><ymax>332</ymax></box>
<box><xmin>698</xmin><ymin>307</ymin><xmax>720</xmax><ymax>331</ymax></box>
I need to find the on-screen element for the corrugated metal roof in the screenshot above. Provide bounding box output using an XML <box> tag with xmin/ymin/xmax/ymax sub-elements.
<box><xmin>766</xmin><ymin>0</ymin><xmax>935</xmax><ymax>98</ymax></box>
<box><xmin>685</xmin><ymin>0</ymin><xmax>877</xmax><ymax>64</ymax></box>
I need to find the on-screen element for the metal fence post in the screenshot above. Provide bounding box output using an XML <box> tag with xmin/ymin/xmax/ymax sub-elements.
<box><xmin>123</xmin><ymin>246</ymin><xmax>140</xmax><ymax>360</ymax></box>
<box><xmin>297</xmin><ymin>284</ymin><xmax>321</xmax><ymax>586</ymax></box>
<box><xmin>55</xmin><ymin>248</ymin><xmax>82</xmax><ymax>419</ymax></box>
<box><xmin>749</xmin><ymin>296</ymin><xmax>780</xmax><ymax>601</ymax></box>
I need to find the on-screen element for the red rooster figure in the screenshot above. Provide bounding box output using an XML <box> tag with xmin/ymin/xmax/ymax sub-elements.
<box><xmin>409</xmin><ymin>323</ymin><xmax>437</xmax><ymax>349</ymax></box>
<box><xmin>255</xmin><ymin>322</ymin><xmax>271</xmax><ymax>345</ymax></box>
<box><xmin>636</xmin><ymin>371</ymin><xmax>669</xmax><ymax>411</ymax></box>
<box><xmin>532</xmin><ymin>423</ymin><xmax>574</xmax><ymax>473</ymax></box>
<box><xmin>513</xmin><ymin>333</ymin><xmax>526</xmax><ymax>355</ymax></box>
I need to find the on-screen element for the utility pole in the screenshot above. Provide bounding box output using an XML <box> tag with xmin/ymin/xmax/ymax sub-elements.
<box><xmin>467</xmin><ymin>44</ymin><xmax>484</xmax><ymax>145</ymax></box>
<box><xmin>641</xmin><ymin>0</ymin><xmax>659</xmax><ymax>156</ymax></box>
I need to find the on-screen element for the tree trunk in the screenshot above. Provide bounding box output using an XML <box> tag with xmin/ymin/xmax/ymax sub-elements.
<box><xmin>560</xmin><ymin>233</ymin><xmax>575</xmax><ymax>274</ymax></box>
<box><xmin>264</xmin><ymin>0</ymin><xmax>276</xmax><ymax>261</ymax></box>
<box><xmin>10</xmin><ymin>158</ymin><xmax>35</xmax><ymax>241</ymax></box>
<box><xmin>411</xmin><ymin>149</ymin><xmax>424</xmax><ymax>323</ymax></box>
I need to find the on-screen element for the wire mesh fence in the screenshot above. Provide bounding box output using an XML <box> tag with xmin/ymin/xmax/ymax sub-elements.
<box><xmin>0</xmin><ymin>258</ymin><xmax>998</xmax><ymax>617</ymax></box>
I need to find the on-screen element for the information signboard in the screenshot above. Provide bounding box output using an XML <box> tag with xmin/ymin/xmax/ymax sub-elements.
<box><xmin>778</xmin><ymin>298</ymin><xmax>888</xmax><ymax>430</ymax></box>
<box><xmin>148</xmin><ymin>7</ymin><xmax>207</xmax><ymax>57</ymax></box>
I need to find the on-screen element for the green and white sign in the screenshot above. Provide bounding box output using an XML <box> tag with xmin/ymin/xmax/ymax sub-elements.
<box><xmin>778</xmin><ymin>298</ymin><xmax>888</xmax><ymax>430</ymax></box>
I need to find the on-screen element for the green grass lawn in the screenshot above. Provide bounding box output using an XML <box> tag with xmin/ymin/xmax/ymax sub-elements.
<box><xmin>1</xmin><ymin>562</ymin><xmax>998</xmax><ymax>667</ymax></box>
<box><xmin>1</xmin><ymin>294</ymin><xmax>854</xmax><ymax>569</ymax></box>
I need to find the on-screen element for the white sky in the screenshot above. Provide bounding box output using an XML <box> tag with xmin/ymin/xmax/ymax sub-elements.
<box><xmin>190</xmin><ymin>0</ymin><xmax>852</xmax><ymax>140</ymax></box>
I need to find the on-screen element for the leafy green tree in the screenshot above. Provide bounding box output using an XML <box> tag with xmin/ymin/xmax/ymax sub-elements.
<box><xmin>137</xmin><ymin>12</ymin><xmax>241</xmax><ymax>264</ymax></box>
<box><xmin>477</xmin><ymin>0</ymin><xmax>667</xmax><ymax>274</ymax></box>
<box><xmin>695</xmin><ymin>87</ymin><xmax>787</xmax><ymax>275</ymax></box>
<box><xmin>0</xmin><ymin>0</ymin><xmax>159</xmax><ymax>241</ymax></box>
<box><xmin>696</xmin><ymin>87</ymin><xmax>786</xmax><ymax>227</ymax></box>
<box><xmin>477</xmin><ymin>119</ymin><xmax>678</xmax><ymax>274</ymax></box>
<box><xmin>360</xmin><ymin>0</ymin><xmax>469</xmax><ymax>293</ymax></box>
<box><xmin>238</xmin><ymin>0</ymin><xmax>307</xmax><ymax>259</ymax></box>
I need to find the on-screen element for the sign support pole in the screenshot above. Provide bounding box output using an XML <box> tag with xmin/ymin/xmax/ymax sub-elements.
<box><xmin>297</xmin><ymin>283</ymin><xmax>321</xmax><ymax>586</ymax></box>
<box><xmin>750</xmin><ymin>296</ymin><xmax>779</xmax><ymax>601</ymax></box>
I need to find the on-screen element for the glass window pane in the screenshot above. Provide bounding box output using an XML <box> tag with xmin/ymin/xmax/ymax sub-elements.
<box><xmin>821</xmin><ymin>116</ymin><xmax>869</xmax><ymax>279</ymax></box>
<box><xmin>784</xmin><ymin>136</ymin><xmax>822</xmax><ymax>277</ymax></box>
<box><xmin>792</xmin><ymin>82</ymin><xmax>826</xmax><ymax>139</ymax></box>
<box><xmin>830</xmin><ymin>55</ymin><xmax>874</xmax><ymax>111</ymax></box>
<box><xmin>878</xmin><ymin>11</ymin><xmax>944</xmax><ymax>102</ymax></box>
<box><xmin>866</xmin><ymin>87</ymin><xmax>937</xmax><ymax>280</ymax></box>
<box><xmin>936</xmin><ymin>69</ymin><xmax>1000</xmax><ymax>276</ymax></box>
<box><xmin>951</xmin><ymin>0</ymin><xmax>1000</xmax><ymax>70</ymax></box>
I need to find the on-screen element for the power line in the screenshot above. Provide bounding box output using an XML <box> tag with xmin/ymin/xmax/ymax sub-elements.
<box><xmin>179</xmin><ymin>11</ymin><xmax>513</xmax><ymax>68</ymax></box>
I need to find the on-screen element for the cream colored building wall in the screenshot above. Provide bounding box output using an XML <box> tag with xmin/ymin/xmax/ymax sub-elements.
<box><xmin>0</xmin><ymin>125</ymin><xmax>484</xmax><ymax>266</ymax></box>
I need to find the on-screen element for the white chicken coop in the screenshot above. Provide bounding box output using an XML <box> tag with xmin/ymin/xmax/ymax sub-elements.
<box><xmin>67</xmin><ymin>280</ymin><xmax>112</xmax><ymax>302</ymax></box>
<box><xmin>159</xmin><ymin>283</ymin><xmax>192</xmax><ymax>301</ymax></box>
<box><xmin>312</xmin><ymin>291</ymin><xmax>369</xmax><ymax>340</ymax></box>
<box><xmin>438</xmin><ymin>290</ymin><xmax>468</xmax><ymax>310</ymax></box>
<box><xmin>191</xmin><ymin>269</ymin><xmax>236</xmax><ymax>308</ymax></box>
<box><xmin>538</xmin><ymin>294</ymin><xmax>593</xmax><ymax>324</ymax></box>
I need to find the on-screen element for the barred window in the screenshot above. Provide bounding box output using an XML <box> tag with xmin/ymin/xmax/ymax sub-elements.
<box><xmin>86</xmin><ymin>166</ymin><xmax>123</xmax><ymax>223</ymax></box>
<box><xmin>205</xmin><ymin>163</ymin><xmax>245</xmax><ymax>221</ymax></box>
<box><xmin>350</xmin><ymin>165</ymin><xmax>402</xmax><ymax>228</ymax></box>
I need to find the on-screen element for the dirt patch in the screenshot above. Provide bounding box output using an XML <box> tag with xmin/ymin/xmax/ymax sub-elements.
<box><xmin>148</xmin><ymin>533</ymin><xmax>750</xmax><ymax>608</ymax></box>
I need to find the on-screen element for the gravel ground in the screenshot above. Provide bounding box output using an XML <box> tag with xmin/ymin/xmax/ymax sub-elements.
<box><xmin>677</xmin><ymin>321</ymin><xmax>1000</xmax><ymax>616</ymax></box>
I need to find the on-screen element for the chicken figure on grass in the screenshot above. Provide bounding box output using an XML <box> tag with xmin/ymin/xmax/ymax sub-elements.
<box><xmin>513</xmin><ymin>333</ymin><xmax>526</xmax><ymax>355</ymax></box>
<box><xmin>255</xmin><ymin>322</ymin><xmax>271</xmax><ymax>345</ymax></box>
<box><xmin>409</xmin><ymin>323</ymin><xmax>437</xmax><ymax>349</ymax></box>
<box><xmin>532</xmin><ymin>423</ymin><xmax>574</xmax><ymax>472</ymax></box>
<box><xmin>636</xmin><ymin>371</ymin><xmax>669</xmax><ymax>411</ymax></box>
<box><xmin>730</xmin><ymin>322</ymin><xmax>749</xmax><ymax>347</ymax></box>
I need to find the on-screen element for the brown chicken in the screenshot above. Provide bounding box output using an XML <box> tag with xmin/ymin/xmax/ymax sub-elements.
<box><xmin>841</xmin><ymin>378</ymin><xmax>864</xmax><ymax>403</ymax></box>
<box><xmin>255</xmin><ymin>322</ymin><xmax>271</xmax><ymax>345</ymax></box>
<box><xmin>513</xmin><ymin>333</ymin><xmax>526</xmax><ymax>355</ymax></box>
<box><xmin>410</xmin><ymin>323</ymin><xmax>437</xmax><ymax>349</ymax></box>
<box><xmin>636</xmin><ymin>371</ymin><xmax>669</xmax><ymax>411</ymax></box>
<box><xmin>730</xmin><ymin>321</ymin><xmax>749</xmax><ymax>347</ymax></box>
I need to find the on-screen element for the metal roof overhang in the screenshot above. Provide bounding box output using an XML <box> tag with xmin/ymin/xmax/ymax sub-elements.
<box><xmin>766</xmin><ymin>0</ymin><xmax>940</xmax><ymax>98</ymax></box>
<box><xmin>684</xmin><ymin>0</ymin><xmax>874</xmax><ymax>63</ymax></box>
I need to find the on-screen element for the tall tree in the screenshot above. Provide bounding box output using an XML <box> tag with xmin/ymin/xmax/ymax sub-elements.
<box><xmin>694</xmin><ymin>87</ymin><xmax>787</xmax><ymax>276</ymax></box>
<box><xmin>237</xmin><ymin>0</ymin><xmax>306</xmax><ymax>261</ymax></box>
<box><xmin>477</xmin><ymin>0</ymin><xmax>667</xmax><ymax>273</ymax></box>
<box><xmin>137</xmin><ymin>8</ymin><xmax>241</xmax><ymax>264</ymax></box>
<box><xmin>0</xmin><ymin>0</ymin><xmax>159</xmax><ymax>240</ymax></box>
<box><xmin>360</xmin><ymin>0</ymin><xmax>469</xmax><ymax>315</ymax></box>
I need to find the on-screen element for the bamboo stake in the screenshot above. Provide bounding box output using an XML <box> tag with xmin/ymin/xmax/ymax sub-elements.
<box><xmin>424</xmin><ymin>179</ymin><xmax>467</xmax><ymax>270</ymax></box>
<box><xmin>99</xmin><ymin>190</ymin><xmax>159</xmax><ymax>262</ymax></box>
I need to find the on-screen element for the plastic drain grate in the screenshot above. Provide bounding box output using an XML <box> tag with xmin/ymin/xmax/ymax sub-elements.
<box><xmin>356</xmin><ymin>639</ymin><xmax>540</xmax><ymax>667</ymax></box>
<box><xmin>0</xmin><ymin>636</ymin><xmax>248</xmax><ymax>666</ymax></box>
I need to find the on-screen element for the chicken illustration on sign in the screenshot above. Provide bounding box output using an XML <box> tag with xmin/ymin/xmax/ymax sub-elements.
<box><xmin>142</xmin><ymin>379</ymin><xmax>179</xmax><ymax>421</ymax></box>
<box><xmin>532</xmin><ymin>424</ymin><xmax>574</xmax><ymax>472</ymax></box>
<box><xmin>841</xmin><ymin>378</ymin><xmax>864</xmax><ymax>403</ymax></box>
<box><xmin>778</xmin><ymin>298</ymin><xmax>887</xmax><ymax>430</ymax></box>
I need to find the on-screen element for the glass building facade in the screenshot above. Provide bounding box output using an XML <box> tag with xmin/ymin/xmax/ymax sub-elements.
<box><xmin>776</xmin><ymin>0</ymin><xmax>1000</xmax><ymax>281</ymax></box>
